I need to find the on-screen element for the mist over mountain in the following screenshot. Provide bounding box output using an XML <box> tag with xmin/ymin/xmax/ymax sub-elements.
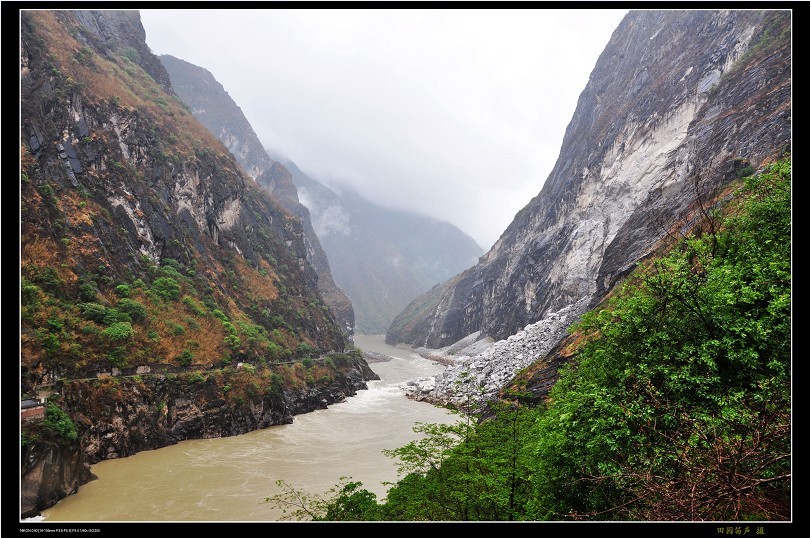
<box><xmin>271</xmin><ymin>154</ymin><xmax>484</xmax><ymax>334</ymax></box>
<box><xmin>159</xmin><ymin>54</ymin><xmax>483</xmax><ymax>335</ymax></box>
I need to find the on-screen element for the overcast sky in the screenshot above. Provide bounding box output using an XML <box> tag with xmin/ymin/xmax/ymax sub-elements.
<box><xmin>141</xmin><ymin>9</ymin><xmax>628</xmax><ymax>250</ymax></box>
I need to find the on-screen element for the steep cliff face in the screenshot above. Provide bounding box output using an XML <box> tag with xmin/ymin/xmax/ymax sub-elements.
<box><xmin>21</xmin><ymin>438</ymin><xmax>96</xmax><ymax>519</ymax></box>
<box><xmin>57</xmin><ymin>356</ymin><xmax>377</xmax><ymax>464</ymax></box>
<box><xmin>387</xmin><ymin>10</ymin><xmax>791</xmax><ymax>352</ymax></box>
<box><xmin>20</xmin><ymin>9</ymin><xmax>377</xmax><ymax>515</ymax></box>
<box><xmin>284</xmin><ymin>158</ymin><xmax>484</xmax><ymax>334</ymax></box>
<box><xmin>21</xmin><ymin>9</ymin><xmax>356</xmax><ymax>377</ymax></box>
<box><xmin>159</xmin><ymin>54</ymin><xmax>355</xmax><ymax>335</ymax></box>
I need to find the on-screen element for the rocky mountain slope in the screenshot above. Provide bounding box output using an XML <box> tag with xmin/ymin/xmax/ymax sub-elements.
<box><xmin>158</xmin><ymin>54</ymin><xmax>355</xmax><ymax>335</ymax></box>
<box><xmin>159</xmin><ymin>53</ymin><xmax>482</xmax><ymax>334</ymax></box>
<box><xmin>388</xmin><ymin>10</ymin><xmax>791</xmax><ymax>402</ymax></box>
<box><xmin>20</xmin><ymin>9</ymin><xmax>376</xmax><ymax>516</ymax></box>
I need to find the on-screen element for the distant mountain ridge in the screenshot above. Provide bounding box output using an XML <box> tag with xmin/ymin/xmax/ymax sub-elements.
<box><xmin>273</xmin><ymin>155</ymin><xmax>484</xmax><ymax>334</ymax></box>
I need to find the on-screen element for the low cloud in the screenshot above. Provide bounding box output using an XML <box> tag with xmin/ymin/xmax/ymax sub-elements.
<box><xmin>141</xmin><ymin>9</ymin><xmax>627</xmax><ymax>249</ymax></box>
<box><xmin>298</xmin><ymin>187</ymin><xmax>351</xmax><ymax>238</ymax></box>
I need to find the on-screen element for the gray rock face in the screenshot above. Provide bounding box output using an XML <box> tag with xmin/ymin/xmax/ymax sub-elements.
<box><xmin>387</xmin><ymin>10</ymin><xmax>791</xmax><ymax>357</ymax></box>
<box><xmin>21</xmin><ymin>439</ymin><xmax>96</xmax><ymax>519</ymax></box>
<box><xmin>160</xmin><ymin>54</ymin><xmax>355</xmax><ymax>335</ymax></box>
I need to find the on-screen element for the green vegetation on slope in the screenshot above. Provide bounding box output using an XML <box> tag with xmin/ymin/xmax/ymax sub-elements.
<box><xmin>265</xmin><ymin>156</ymin><xmax>791</xmax><ymax>521</ymax></box>
<box><xmin>20</xmin><ymin>11</ymin><xmax>347</xmax><ymax>394</ymax></box>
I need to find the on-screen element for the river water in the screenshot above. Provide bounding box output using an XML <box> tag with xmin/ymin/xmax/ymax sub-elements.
<box><xmin>39</xmin><ymin>334</ymin><xmax>456</xmax><ymax>522</ymax></box>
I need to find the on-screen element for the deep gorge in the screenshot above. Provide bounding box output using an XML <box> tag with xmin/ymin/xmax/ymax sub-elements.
<box><xmin>20</xmin><ymin>8</ymin><xmax>790</xmax><ymax>524</ymax></box>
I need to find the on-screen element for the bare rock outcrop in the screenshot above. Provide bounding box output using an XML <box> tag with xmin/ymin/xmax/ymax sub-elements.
<box><xmin>387</xmin><ymin>10</ymin><xmax>791</xmax><ymax>403</ymax></box>
<box><xmin>386</xmin><ymin>10</ymin><xmax>791</xmax><ymax>402</ymax></box>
